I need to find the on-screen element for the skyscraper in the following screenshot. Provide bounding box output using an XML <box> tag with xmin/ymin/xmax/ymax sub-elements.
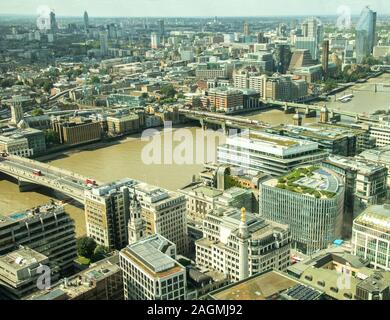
<box><xmin>151</xmin><ymin>32</ymin><xmax>160</xmax><ymax>49</ymax></box>
<box><xmin>50</xmin><ymin>10</ymin><xmax>57</xmax><ymax>31</ymax></box>
<box><xmin>356</xmin><ymin>6</ymin><xmax>377</xmax><ymax>64</ymax></box>
<box><xmin>99</xmin><ymin>30</ymin><xmax>109</xmax><ymax>56</ymax></box>
<box><xmin>296</xmin><ymin>17</ymin><xmax>323</xmax><ymax>61</ymax></box>
<box><xmin>243</xmin><ymin>21</ymin><xmax>250</xmax><ymax>36</ymax></box>
<box><xmin>158</xmin><ymin>19</ymin><xmax>165</xmax><ymax>40</ymax></box>
<box><xmin>322</xmin><ymin>40</ymin><xmax>330</xmax><ymax>78</ymax></box>
<box><xmin>83</xmin><ymin>11</ymin><xmax>89</xmax><ymax>31</ymax></box>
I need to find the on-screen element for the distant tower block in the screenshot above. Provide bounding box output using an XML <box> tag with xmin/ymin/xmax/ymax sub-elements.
<box><xmin>293</xmin><ymin>110</ymin><xmax>303</xmax><ymax>126</ymax></box>
<box><xmin>322</xmin><ymin>40</ymin><xmax>330</xmax><ymax>78</ymax></box>
<box><xmin>243</xmin><ymin>21</ymin><xmax>250</xmax><ymax>36</ymax></box>
<box><xmin>320</xmin><ymin>105</ymin><xmax>329</xmax><ymax>123</ymax></box>
<box><xmin>11</xmin><ymin>100</ymin><xmax>24</xmax><ymax>125</ymax></box>
<box><xmin>238</xmin><ymin>207</ymin><xmax>250</xmax><ymax>281</ymax></box>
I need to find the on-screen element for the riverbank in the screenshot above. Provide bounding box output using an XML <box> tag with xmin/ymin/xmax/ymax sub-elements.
<box><xmin>36</xmin><ymin>122</ymin><xmax>199</xmax><ymax>162</ymax></box>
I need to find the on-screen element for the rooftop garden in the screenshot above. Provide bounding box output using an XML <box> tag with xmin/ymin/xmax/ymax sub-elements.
<box><xmin>276</xmin><ymin>166</ymin><xmax>337</xmax><ymax>199</ymax></box>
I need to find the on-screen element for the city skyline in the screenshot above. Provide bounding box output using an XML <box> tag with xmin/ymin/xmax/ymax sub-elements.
<box><xmin>0</xmin><ymin>0</ymin><xmax>389</xmax><ymax>17</ymax></box>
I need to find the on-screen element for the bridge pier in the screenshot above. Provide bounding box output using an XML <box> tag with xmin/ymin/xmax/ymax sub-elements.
<box><xmin>304</xmin><ymin>107</ymin><xmax>317</xmax><ymax>118</ymax></box>
<box><xmin>329</xmin><ymin>112</ymin><xmax>341</xmax><ymax>123</ymax></box>
<box><xmin>283</xmin><ymin>104</ymin><xmax>295</xmax><ymax>114</ymax></box>
<box><xmin>18</xmin><ymin>179</ymin><xmax>42</xmax><ymax>192</ymax></box>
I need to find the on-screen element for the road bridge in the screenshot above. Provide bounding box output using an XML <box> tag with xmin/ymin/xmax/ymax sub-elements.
<box><xmin>0</xmin><ymin>154</ymin><xmax>102</xmax><ymax>203</ymax></box>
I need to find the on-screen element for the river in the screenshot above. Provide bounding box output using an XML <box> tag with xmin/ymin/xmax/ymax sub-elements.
<box><xmin>0</xmin><ymin>96</ymin><xmax>386</xmax><ymax>238</ymax></box>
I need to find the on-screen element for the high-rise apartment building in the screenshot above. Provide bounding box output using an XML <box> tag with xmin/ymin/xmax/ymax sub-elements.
<box><xmin>119</xmin><ymin>234</ymin><xmax>186</xmax><ymax>300</ymax></box>
<box><xmin>151</xmin><ymin>32</ymin><xmax>160</xmax><ymax>49</ymax></box>
<box><xmin>0</xmin><ymin>204</ymin><xmax>77</xmax><ymax>275</ymax></box>
<box><xmin>356</xmin><ymin>6</ymin><xmax>377</xmax><ymax>64</ymax></box>
<box><xmin>322</xmin><ymin>40</ymin><xmax>330</xmax><ymax>77</ymax></box>
<box><xmin>259</xmin><ymin>166</ymin><xmax>345</xmax><ymax>254</ymax></box>
<box><xmin>100</xmin><ymin>30</ymin><xmax>109</xmax><ymax>56</ymax></box>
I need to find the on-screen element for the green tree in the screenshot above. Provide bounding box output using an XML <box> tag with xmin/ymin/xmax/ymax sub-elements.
<box><xmin>323</xmin><ymin>79</ymin><xmax>338</xmax><ymax>92</ymax></box>
<box><xmin>90</xmin><ymin>75</ymin><xmax>101</xmax><ymax>84</ymax></box>
<box><xmin>77</xmin><ymin>237</ymin><xmax>97</xmax><ymax>259</ymax></box>
<box><xmin>42</xmin><ymin>81</ymin><xmax>53</xmax><ymax>93</ymax></box>
<box><xmin>160</xmin><ymin>84</ymin><xmax>177</xmax><ymax>98</ymax></box>
<box><xmin>45</xmin><ymin>129</ymin><xmax>60</xmax><ymax>146</ymax></box>
<box><xmin>31</xmin><ymin>108</ymin><xmax>44</xmax><ymax>117</ymax></box>
<box><xmin>91</xmin><ymin>245</ymin><xmax>108</xmax><ymax>262</ymax></box>
<box><xmin>361</xmin><ymin>55</ymin><xmax>382</xmax><ymax>66</ymax></box>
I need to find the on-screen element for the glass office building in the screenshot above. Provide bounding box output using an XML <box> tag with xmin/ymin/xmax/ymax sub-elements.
<box><xmin>356</xmin><ymin>6</ymin><xmax>377</xmax><ymax>63</ymax></box>
<box><xmin>259</xmin><ymin>166</ymin><xmax>344</xmax><ymax>255</ymax></box>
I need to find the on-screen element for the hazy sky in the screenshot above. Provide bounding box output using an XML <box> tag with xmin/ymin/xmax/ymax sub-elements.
<box><xmin>0</xmin><ymin>0</ymin><xmax>389</xmax><ymax>17</ymax></box>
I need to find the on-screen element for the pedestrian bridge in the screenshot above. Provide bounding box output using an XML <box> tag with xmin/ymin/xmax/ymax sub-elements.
<box><xmin>0</xmin><ymin>154</ymin><xmax>102</xmax><ymax>203</ymax></box>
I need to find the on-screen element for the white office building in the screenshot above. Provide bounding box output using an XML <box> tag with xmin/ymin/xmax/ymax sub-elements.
<box><xmin>352</xmin><ymin>205</ymin><xmax>390</xmax><ymax>271</ymax></box>
<box><xmin>195</xmin><ymin>207</ymin><xmax>291</xmax><ymax>283</ymax></box>
<box><xmin>119</xmin><ymin>234</ymin><xmax>186</xmax><ymax>300</ymax></box>
<box><xmin>217</xmin><ymin>131</ymin><xmax>328</xmax><ymax>176</ymax></box>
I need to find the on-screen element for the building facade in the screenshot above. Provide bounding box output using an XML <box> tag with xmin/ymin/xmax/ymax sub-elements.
<box><xmin>119</xmin><ymin>234</ymin><xmax>186</xmax><ymax>300</ymax></box>
<box><xmin>0</xmin><ymin>204</ymin><xmax>77</xmax><ymax>275</ymax></box>
<box><xmin>352</xmin><ymin>205</ymin><xmax>390</xmax><ymax>271</ymax></box>
<box><xmin>259</xmin><ymin>166</ymin><xmax>345</xmax><ymax>254</ymax></box>
<box><xmin>195</xmin><ymin>207</ymin><xmax>291</xmax><ymax>282</ymax></box>
<box><xmin>217</xmin><ymin>131</ymin><xmax>328</xmax><ymax>176</ymax></box>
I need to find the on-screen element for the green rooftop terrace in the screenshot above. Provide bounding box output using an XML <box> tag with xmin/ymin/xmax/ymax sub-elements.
<box><xmin>276</xmin><ymin>166</ymin><xmax>338</xmax><ymax>199</ymax></box>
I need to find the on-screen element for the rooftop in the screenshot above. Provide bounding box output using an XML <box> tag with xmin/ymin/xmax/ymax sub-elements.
<box><xmin>209</xmin><ymin>270</ymin><xmax>319</xmax><ymax>300</ymax></box>
<box><xmin>222</xmin><ymin>131</ymin><xmax>319</xmax><ymax>158</ymax></box>
<box><xmin>271</xmin><ymin>123</ymin><xmax>357</xmax><ymax>141</ymax></box>
<box><xmin>354</xmin><ymin>204</ymin><xmax>390</xmax><ymax>233</ymax></box>
<box><xmin>26</xmin><ymin>254</ymin><xmax>121</xmax><ymax>300</ymax></box>
<box><xmin>0</xmin><ymin>247</ymin><xmax>48</xmax><ymax>272</ymax></box>
<box><xmin>270</xmin><ymin>166</ymin><xmax>342</xmax><ymax>199</ymax></box>
<box><xmin>326</xmin><ymin>155</ymin><xmax>386</xmax><ymax>175</ymax></box>
<box><xmin>0</xmin><ymin>203</ymin><xmax>65</xmax><ymax>227</ymax></box>
<box><xmin>122</xmin><ymin>235</ymin><xmax>184</xmax><ymax>279</ymax></box>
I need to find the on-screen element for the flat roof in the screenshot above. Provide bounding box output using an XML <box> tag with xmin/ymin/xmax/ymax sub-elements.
<box><xmin>354</xmin><ymin>205</ymin><xmax>390</xmax><ymax>233</ymax></box>
<box><xmin>122</xmin><ymin>235</ymin><xmax>184</xmax><ymax>279</ymax></box>
<box><xmin>222</xmin><ymin>131</ymin><xmax>319</xmax><ymax>158</ymax></box>
<box><xmin>0</xmin><ymin>247</ymin><xmax>48</xmax><ymax>272</ymax></box>
<box><xmin>210</xmin><ymin>270</ymin><xmax>300</xmax><ymax>300</ymax></box>
<box><xmin>267</xmin><ymin>166</ymin><xmax>342</xmax><ymax>198</ymax></box>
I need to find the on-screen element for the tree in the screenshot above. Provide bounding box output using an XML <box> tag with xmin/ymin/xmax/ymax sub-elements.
<box><xmin>160</xmin><ymin>84</ymin><xmax>177</xmax><ymax>98</ymax></box>
<box><xmin>323</xmin><ymin>79</ymin><xmax>338</xmax><ymax>92</ymax></box>
<box><xmin>90</xmin><ymin>75</ymin><xmax>100</xmax><ymax>84</ymax></box>
<box><xmin>45</xmin><ymin>129</ymin><xmax>60</xmax><ymax>146</ymax></box>
<box><xmin>31</xmin><ymin>108</ymin><xmax>44</xmax><ymax>117</ymax></box>
<box><xmin>91</xmin><ymin>245</ymin><xmax>108</xmax><ymax>262</ymax></box>
<box><xmin>42</xmin><ymin>80</ymin><xmax>53</xmax><ymax>93</ymax></box>
<box><xmin>361</xmin><ymin>55</ymin><xmax>382</xmax><ymax>66</ymax></box>
<box><xmin>77</xmin><ymin>237</ymin><xmax>97</xmax><ymax>259</ymax></box>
